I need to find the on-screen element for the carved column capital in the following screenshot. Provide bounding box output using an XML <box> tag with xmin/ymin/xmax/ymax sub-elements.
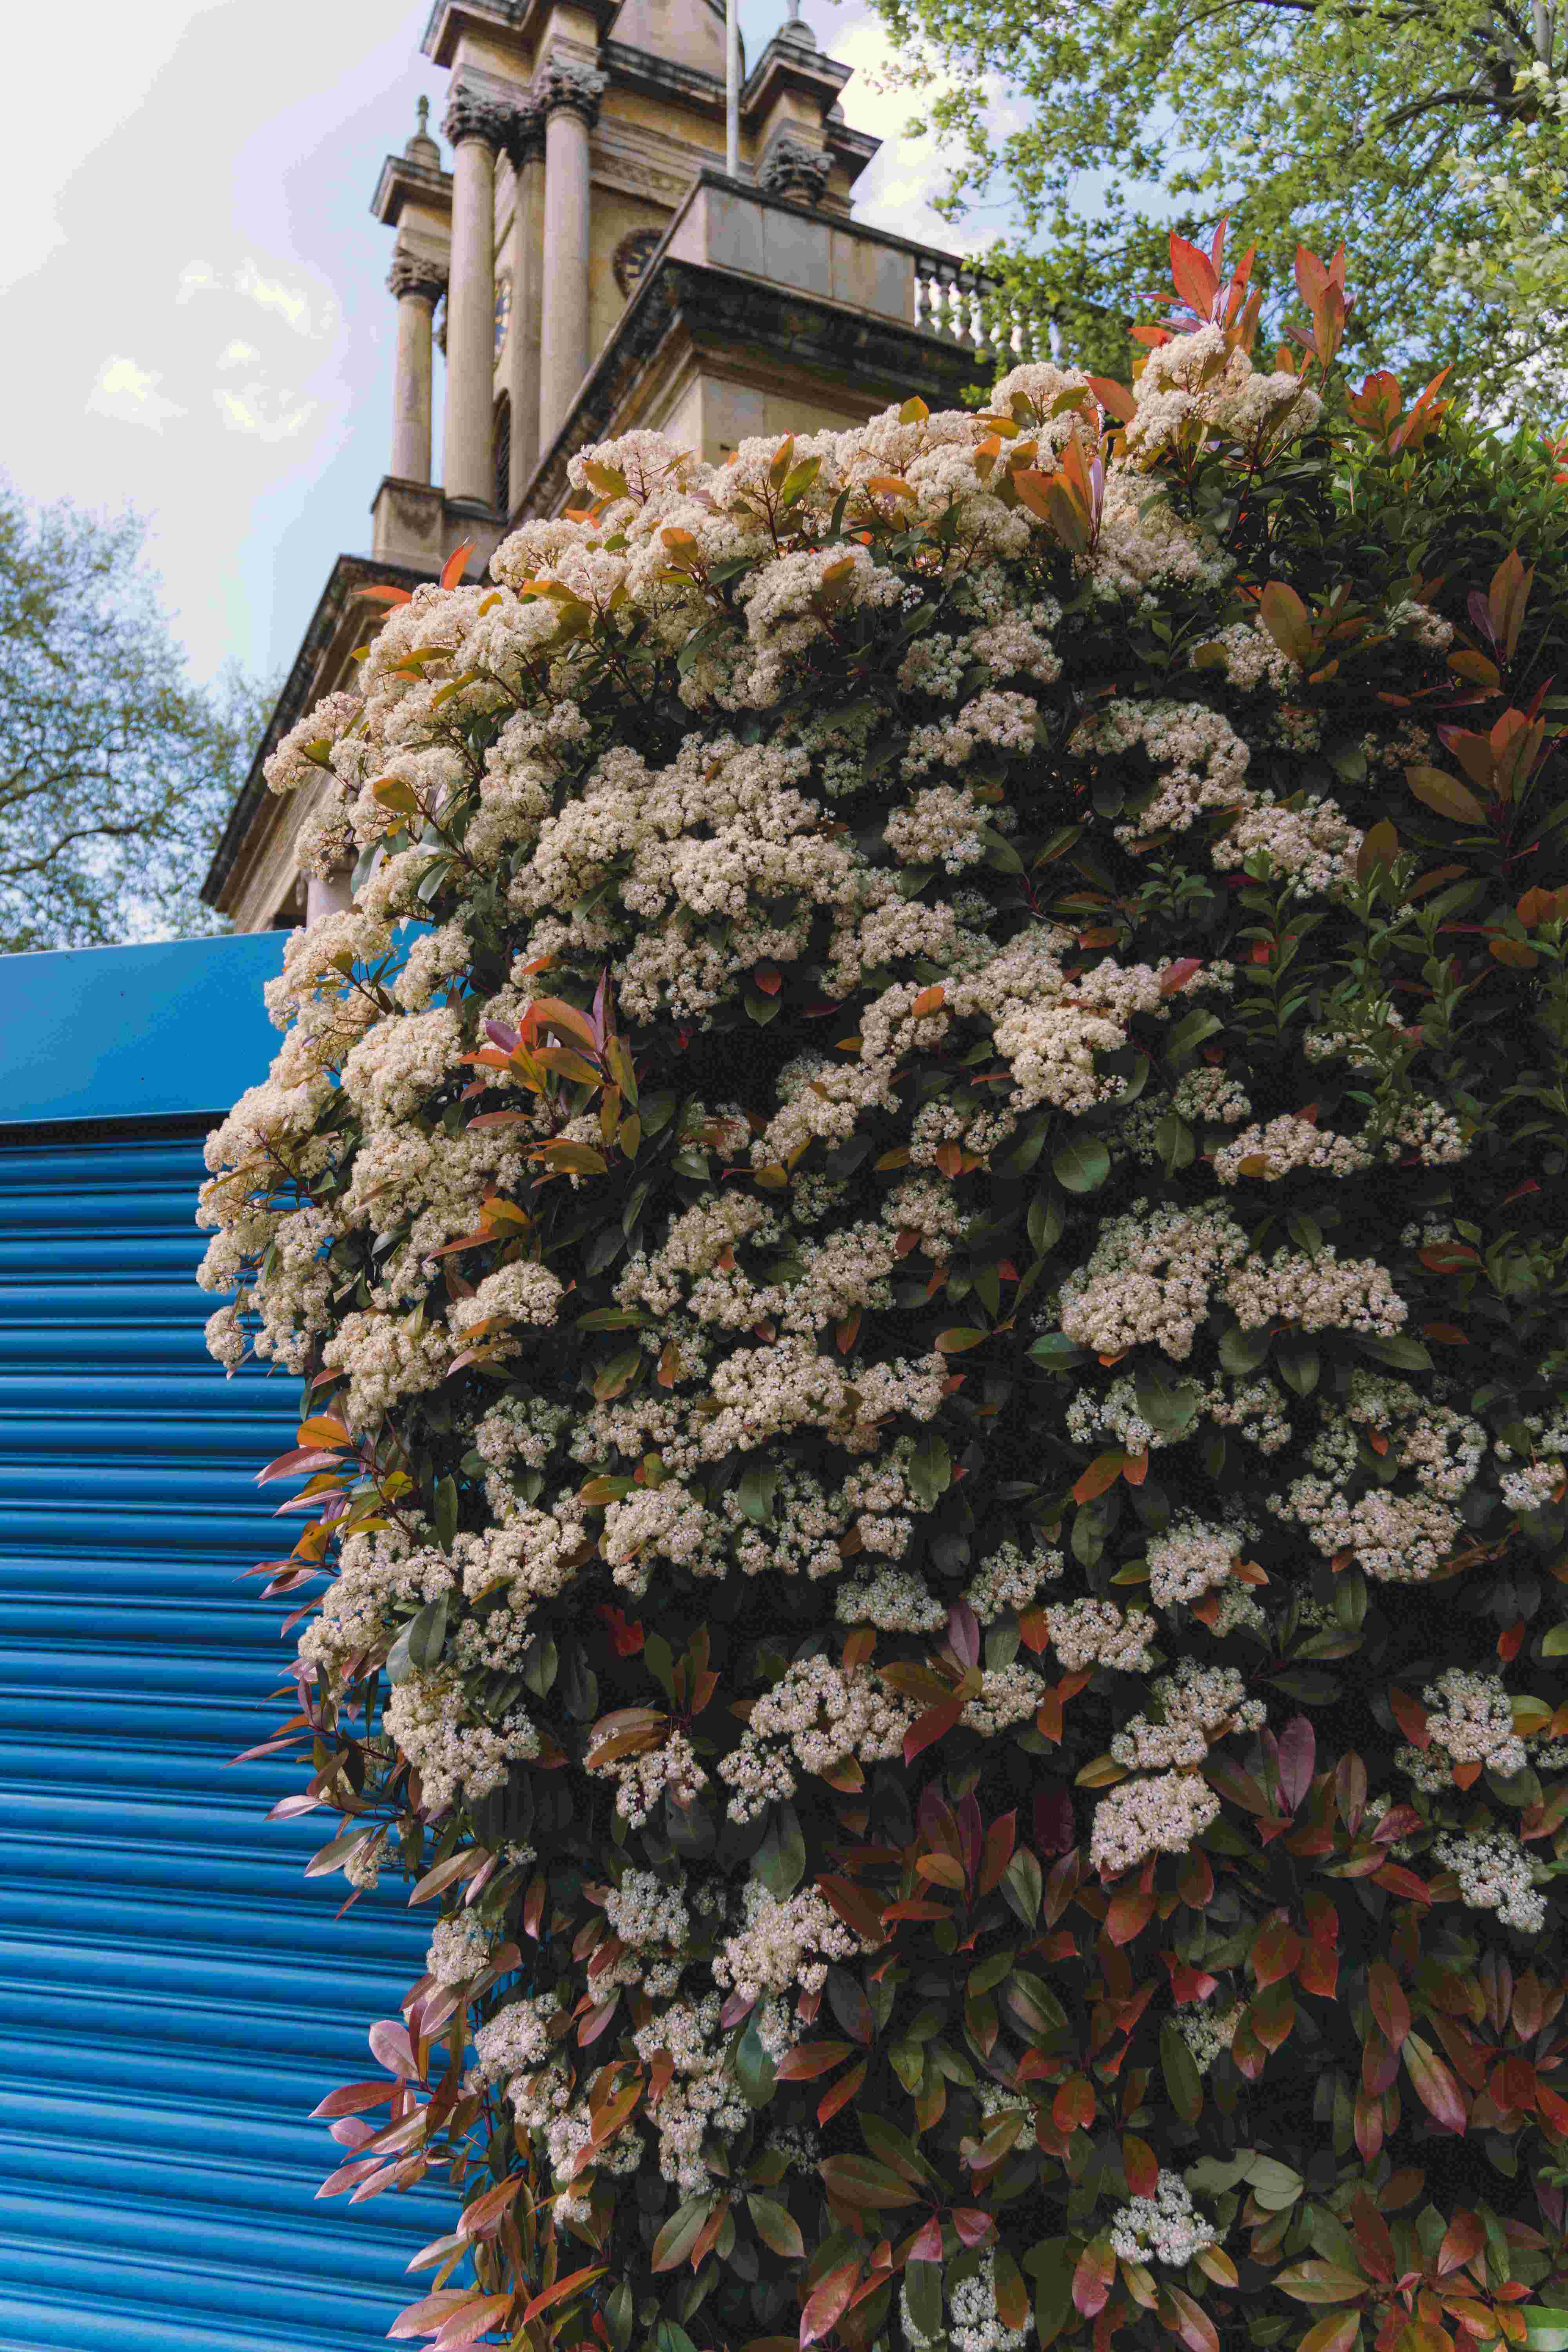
<box><xmin>758</xmin><ymin>132</ymin><xmax>833</xmax><ymax>205</ymax></box>
<box><xmin>388</xmin><ymin>252</ymin><xmax>448</xmax><ymax>304</ymax></box>
<box><xmin>539</xmin><ymin>56</ymin><xmax>607</xmax><ymax>126</ymax></box>
<box><xmin>443</xmin><ymin>85</ymin><xmax>513</xmax><ymax>149</ymax></box>
<box><xmin>503</xmin><ymin>98</ymin><xmax>547</xmax><ymax>167</ymax></box>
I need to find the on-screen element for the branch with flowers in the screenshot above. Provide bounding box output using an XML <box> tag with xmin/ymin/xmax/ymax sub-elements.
<box><xmin>201</xmin><ymin>223</ymin><xmax>1568</xmax><ymax>2352</ymax></box>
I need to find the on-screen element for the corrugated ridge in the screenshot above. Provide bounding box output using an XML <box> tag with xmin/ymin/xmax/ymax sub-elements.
<box><xmin>0</xmin><ymin>1135</ymin><xmax>444</xmax><ymax>2350</ymax></box>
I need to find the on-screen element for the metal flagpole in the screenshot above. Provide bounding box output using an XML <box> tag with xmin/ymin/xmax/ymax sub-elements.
<box><xmin>726</xmin><ymin>0</ymin><xmax>740</xmax><ymax>174</ymax></box>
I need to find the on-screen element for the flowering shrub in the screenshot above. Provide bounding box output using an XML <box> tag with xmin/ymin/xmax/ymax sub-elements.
<box><xmin>203</xmin><ymin>227</ymin><xmax>1568</xmax><ymax>2352</ymax></box>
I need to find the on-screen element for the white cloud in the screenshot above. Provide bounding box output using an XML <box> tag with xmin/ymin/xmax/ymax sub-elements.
<box><xmin>86</xmin><ymin>355</ymin><xmax>187</xmax><ymax>431</ymax></box>
<box><xmin>214</xmin><ymin>382</ymin><xmax>318</xmax><ymax>441</ymax></box>
<box><xmin>218</xmin><ymin>337</ymin><xmax>261</xmax><ymax>369</ymax></box>
<box><xmin>235</xmin><ymin>256</ymin><xmax>334</xmax><ymax>337</ymax></box>
<box><xmin>176</xmin><ymin>258</ymin><xmax>222</xmax><ymax>303</ymax></box>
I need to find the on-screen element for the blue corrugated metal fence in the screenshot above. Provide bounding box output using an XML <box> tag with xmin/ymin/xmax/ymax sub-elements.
<box><xmin>0</xmin><ymin>938</ymin><xmax>439</xmax><ymax>2352</ymax></box>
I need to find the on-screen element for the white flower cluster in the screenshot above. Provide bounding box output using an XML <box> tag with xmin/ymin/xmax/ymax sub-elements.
<box><xmin>1433</xmin><ymin>1829</ymin><xmax>1547</xmax><ymax>1934</ymax></box>
<box><xmin>1108</xmin><ymin>2171</ymin><xmax>1220</xmax><ymax>2266</ymax></box>
<box><xmin>1091</xmin><ymin>1772</ymin><xmax>1220</xmax><ymax>1878</ymax></box>
<box><xmin>1110</xmin><ymin>1662</ymin><xmax>1263</xmax><ymax>1767</ymax></box>
<box><xmin>1397</xmin><ymin>1670</ymin><xmax>1526</xmax><ymax>1788</ymax></box>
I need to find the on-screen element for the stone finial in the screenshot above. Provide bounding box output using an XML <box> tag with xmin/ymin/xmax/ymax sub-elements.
<box><xmin>539</xmin><ymin>55</ymin><xmax>609</xmax><ymax>125</ymax></box>
<box><xmin>388</xmin><ymin>251</ymin><xmax>448</xmax><ymax>303</ymax></box>
<box><xmin>758</xmin><ymin>131</ymin><xmax>833</xmax><ymax>203</ymax></box>
<box><xmin>443</xmin><ymin>84</ymin><xmax>513</xmax><ymax>147</ymax></box>
<box><xmin>405</xmin><ymin>93</ymin><xmax>442</xmax><ymax>166</ymax></box>
<box><xmin>504</xmin><ymin>98</ymin><xmax>547</xmax><ymax>166</ymax></box>
<box><xmin>781</xmin><ymin>0</ymin><xmax>817</xmax><ymax>39</ymax></box>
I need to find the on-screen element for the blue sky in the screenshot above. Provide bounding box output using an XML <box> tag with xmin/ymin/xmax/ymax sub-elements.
<box><xmin>4</xmin><ymin>0</ymin><xmax>988</xmax><ymax>691</ymax></box>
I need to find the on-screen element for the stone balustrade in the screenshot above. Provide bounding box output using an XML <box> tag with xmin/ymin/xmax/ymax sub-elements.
<box><xmin>910</xmin><ymin>249</ymin><xmax>1056</xmax><ymax>371</ymax></box>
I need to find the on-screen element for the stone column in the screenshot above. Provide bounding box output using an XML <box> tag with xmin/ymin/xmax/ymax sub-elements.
<box><xmin>442</xmin><ymin>84</ymin><xmax>508</xmax><ymax>507</ymax></box>
<box><xmin>538</xmin><ymin>58</ymin><xmax>606</xmax><ymax>454</ymax></box>
<box><xmin>387</xmin><ymin>253</ymin><xmax>446</xmax><ymax>483</ymax></box>
<box><xmin>506</xmin><ymin>103</ymin><xmax>547</xmax><ymax>505</ymax></box>
<box><xmin>306</xmin><ymin>869</ymin><xmax>357</xmax><ymax>926</ymax></box>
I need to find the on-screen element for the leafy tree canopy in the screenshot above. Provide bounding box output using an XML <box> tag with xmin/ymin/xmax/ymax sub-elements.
<box><xmin>869</xmin><ymin>0</ymin><xmax>1568</xmax><ymax>418</ymax></box>
<box><xmin>0</xmin><ymin>477</ymin><xmax>274</xmax><ymax>953</ymax></box>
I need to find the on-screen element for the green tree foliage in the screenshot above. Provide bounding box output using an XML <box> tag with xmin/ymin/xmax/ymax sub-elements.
<box><xmin>870</xmin><ymin>0</ymin><xmax>1568</xmax><ymax>418</ymax></box>
<box><xmin>202</xmin><ymin>240</ymin><xmax>1568</xmax><ymax>2352</ymax></box>
<box><xmin>0</xmin><ymin>478</ymin><xmax>274</xmax><ymax>952</ymax></box>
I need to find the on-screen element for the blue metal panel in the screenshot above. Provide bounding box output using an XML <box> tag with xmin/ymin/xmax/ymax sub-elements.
<box><xmin>0</xmin><ymin>939</ymin><xmax>441</xmax><ymax>2351</ymax></box>
<box><xmin>0</xmin><ymin>931</ymin><xmax>291</xmax><ymax>1123</ymax></box>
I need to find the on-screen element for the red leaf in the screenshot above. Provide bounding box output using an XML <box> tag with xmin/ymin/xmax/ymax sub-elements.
<box><xmin>369</xmin><ymin>2020</ymin><xmax>417</xmax><ymax>2078</ymax></box>
<box><xmin>817</xmin><ymin>2058</ymin><xmax>866</xmax><ymax>2125</ymax></box>
<box><xmin>776</xmin><ymin>2041</ymin><xmax>856</xmax><ymax>2081</ymax></box>
<box><xmin>1159</xmin><ymin>956</ymin><xmax>1204</xmax><ymax>996</ymax></box>
<box><xmin>1168</xmin><ymin>232</ymin><xmax>1220</xmax><ymax>320</ymax></box>
<box><xmin>801</xmin><ymin>2259</ymin><xmax>861</xmax><ymax>2345</ymax></box>
<box><xmin>1073</xmin><ymin>1450</ymin><xmax>1125</xmax><ymax>1504</ymax></box>
<box><xmin>1437</xmin><ymin>2212</ymin><xmax>1486</xmax><ymax>2276</ymax></box>
<box><xmin>1388</xmin><ymin>1686</ymin><xmax>1430</xmax><ymax>1747</ymax></box>
<box><xmin>1251</xmin><ymin>1917</ymin><xmax>1303</xmax><ymax>1987</ymax></box>
<box><xmin>1276</xmin><ymin>1715</ymin><xmax>1316</xmax><ymax>1811</ymax></box>
<box><xmin>1122</xmin><ymin>2133</ymin><xmax>1159</xmax><ymax>2197</ymax></box>
<box><xmin>1404</xmin><ymin>2034</ymin><xmax>1468</xmax><ymax>2132</ymax></box>
<box><xmin>522</xmin><ymin>2266</ymin><xmax>606</xmax><ymax>2323</ymax></box>
<box><xmin>1073</xmin><ymin>2241</ymin><xmax>1116</xmax><ymax>2317</ymax></box>
<box><xmin>439</xmin><ymin>541</ymin><xmax>477</xmax><ymax>590</ymax></box>
<box><xmin>904</xmin><ymin>1695</ymin><xmax>964</xmax><ymax>1766</ymax></box>
<box><xmin>310</xmin><ymin>2081</ymin><xmax>392</xmax><ymax>2119</ymax></box>
<box><xmin>1368</xmin><ymin>1961</ymin><xmax>1411</xmax><ymax>2049</ymax></box>
<box><xmin>1164</xmin><ymin>2284</ymin><xmax>1221</xmax><ymax>2352</ymax></box>
<box><xmin>952</xmin><ymin>2207</ymin><xmax>995</xmax><ymax>2249</ymax></box>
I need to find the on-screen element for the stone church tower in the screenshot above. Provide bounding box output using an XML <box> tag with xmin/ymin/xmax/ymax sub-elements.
<box><xmin>203</xmin><ymin>0</ymin><xmax>1023</xmax><ymax>929</ymax></box>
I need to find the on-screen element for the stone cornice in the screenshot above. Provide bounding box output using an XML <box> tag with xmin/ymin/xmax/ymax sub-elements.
<box><xmin>516</xmin><ymin>250</ymin><xmax>987</xmax><ymax>521</ymax></box>
<box><xmin>200</xmin><ymin>555</ymin><xmax>436</xmax><ymax>912</ymax></box>
<box><xmin>370</xmin><ymin>148</ymin><xmax>453</xmax><ymax>226</ymax></box>
<box><xmin>422</xmin><ymin>0</ymin><xmax>526</xmax><ymax>67</ymax></box>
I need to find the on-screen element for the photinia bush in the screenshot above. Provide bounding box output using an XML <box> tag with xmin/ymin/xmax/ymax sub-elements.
<box><xmin>201</xmin><ymin>225</ymin><xmax>1568</xmax><ymax>2352</ymax></box>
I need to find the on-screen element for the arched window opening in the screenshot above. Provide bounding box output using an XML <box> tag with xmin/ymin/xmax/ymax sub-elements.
<box><xmin>493</xmin><ymin>393</ymin><xmax>512</xmax><ymax>517</ymax></box>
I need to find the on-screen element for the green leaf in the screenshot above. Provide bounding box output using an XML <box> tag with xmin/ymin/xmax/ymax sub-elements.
<box><xmin>1027</xmin><ymin>1192</ymin><xmax>1064</xmax><ymax>1256</ymax></box>
<box><xmin>1407</xmin><ymin>764</ymin><xmax>1487</xmax><ymax>826</ymax></box>
<box><xmin>905</xmin><ymin>2262</ymin><xmax>944</xmax><ymax>2341</ymax></box>
<box><xmin>1053</xmin><ymin>1134</ymin><xmax>1110</xmax><ymax>1193</ymax></box>
<box><xmin>734</xmin><ymin>2016</ymin><xmax>777</xmax><ymax>2109</ymax></box>
<box><xmin>746</xmin><ymin>2192</ymin><xmax>804</xmax><ymax>2258</ymax></box>
<box><xmin>1274</xmin><ymin>2263</ymin><xmax>1370</xmax><ymax>2306</ymax></box>
<box><xmin>1134</xmin><ymin>1366</ymin><xmax>1201</xmax><ymax>1439</ymax></box>
<box><xmin>1160</xmin><ymin>2019</ymin><xmax>1203</xmax><ymax>2123</ymax></box>
<box><xmin>735</xmin><ymin>1464</ymin><xmax>778</xmax><ymax>1525</ymax></box>
<box><xmin>388</xmin><ymin>1592</ymin><xmax>449</xmax><ymax>1685</ymax></box>
<box><xmin>755</xmin><ymin>1800</ymin><xmax>807</xmax><ymax>1898</ymax></box>
<box><xmin>434</xmin><ymin>1474</ymin><xmax>458</xmax><ymax>1551</ymax></box>
<box><xmin>1000</xmin><ymin>1848</ymin><xmax>1043</xmax><ymax>1927</ymax></box>
<box><xmin>1356</xmin><ymin>1334</ymin><xmax>1433</xmax><ymax>1372</ymax></box>
<box><xmin>1154</xmin><ymin>1112</ymin><xmax>1195</xmax><ymax>1172</ymax></box>
<box><xmin>1026</xmin><ymin>2239</ymin><xmax>1075</xmax><ymax>2348</ymax></box>
<box><xmin>1219</xmin><ymin>1324</ymin><xmax>1272</xmax><ymax>1375</ymax></box>
<box><xmin>605</xmin><ymin>2283</ymin><xmax>633</xmax><ymax>2351</ymax></box>
<box><xmin>1030</xmin><ymin>1332</ymin><xmax>1086</xmax><ymax>1371</ymax></box>
<box><xmin>652</xmin><ymin>2197</ymin><xmax>714</xmax><ymax>2273</ymax></box>
<box><xmin>1165</xmin><ymin>1009</ymin><xmax>1223</xmax><ymax>1063</ymax></box>
<box><xmin>1523</xmin><ymin>2311</ymin><xmax>1568</xmax><ymax>2352</ymax></box>
<box><xmin>909</xmin><ymin>1431</ymin><xmax>952</xmax><ymax>1510</ymax></box>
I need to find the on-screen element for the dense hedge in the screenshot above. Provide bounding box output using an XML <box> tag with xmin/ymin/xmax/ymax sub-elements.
<box><xmin>202</xmin><ymin>231</ymin><xmax>1568</xmax><ymax>2352</ymax></box>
